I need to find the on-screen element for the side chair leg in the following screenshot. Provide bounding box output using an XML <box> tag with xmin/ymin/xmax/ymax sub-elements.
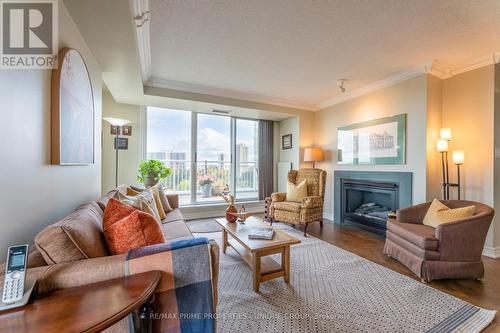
<box><xmin>320</xmin><ymin>218</ymin><xmax>323</xmax><ymax>227</ymax></box>
<box><xmin>303</xmin><ymin>223</ymin><xmax>309</xmax><ymax>237</ymax></box>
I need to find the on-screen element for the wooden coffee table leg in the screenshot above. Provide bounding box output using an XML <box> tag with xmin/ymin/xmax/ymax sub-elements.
<box><xmin>222</xmin><ymin>229</ymin><xmax>228</xmax><ymax>254</ymax></box>
<box><xmin>253</xmin><ymin>252</ymin><xmax>261</xmax><ymax>292</ymax></box>
<box><xmin>283</xmin><ymin>246</ymin><xmax>290</xmax><ymax>283</ymax></box>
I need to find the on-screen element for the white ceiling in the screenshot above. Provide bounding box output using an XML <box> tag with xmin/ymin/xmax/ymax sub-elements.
<box><xmin>149</xmin><ymin>0</ymin><xmax>500</xmax><ymax>110</ymax></box>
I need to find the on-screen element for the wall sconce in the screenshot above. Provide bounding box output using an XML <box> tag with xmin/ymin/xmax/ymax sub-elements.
<box><xmin>437</xmin><ymin>129</ymin><xmax>463</xmax><ymax>200</ymax></box>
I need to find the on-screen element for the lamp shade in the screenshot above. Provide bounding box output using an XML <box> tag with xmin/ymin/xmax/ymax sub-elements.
<box><xmin>440</xmin><ymin>128</ymin><xmax>452</xmax><ymax>141</ymax></box>
<box><xmin>452</xmin><ymin>151</ymin><xmax>464</xmax><ymax>165</ymax></box>
<box><xmin>103</xmin><ymin>117</ymin><xmax>130</xmax><ymax>127</ymax></box>
<box><xmin>304</xmin><ymin>148</ymin><xmax>323</xmax><ymax>162</ymax></box>
<box><xmin>436</xmin><ymin>139</ymin><xmax>448</xmax><ymax>152</ymax></box>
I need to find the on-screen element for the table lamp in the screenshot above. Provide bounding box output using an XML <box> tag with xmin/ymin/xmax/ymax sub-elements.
<box><xmin>304</xmin><ymin>148</ymin><xmax>323</xmax><ymax>168</ymax></box>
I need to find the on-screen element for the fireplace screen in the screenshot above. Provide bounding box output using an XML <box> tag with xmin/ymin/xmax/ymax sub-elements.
<box><xmin>341</xmin><ymin>179</ymin><xmax>399</xmax><ymax>233</ymax></box>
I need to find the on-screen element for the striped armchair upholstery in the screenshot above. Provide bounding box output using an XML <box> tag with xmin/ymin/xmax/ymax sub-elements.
<box><xmin>270</xmin><ymin>168</ymin><xmax>327</xmax><ymax>236</ymax></box>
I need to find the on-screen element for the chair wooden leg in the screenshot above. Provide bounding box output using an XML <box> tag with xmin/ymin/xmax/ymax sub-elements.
<box><xmin>269</xmin><ymin>218</ymin><xmax>273</xmax><ymax>226</ymax></box>
<box><xmin>303</xmin><ymin>223</ymin><xmax>309</xmax><ymax>237</ymax></box>
<box><xmin>320</xmin><ymin>218</ymin><xmax>323</xmax><ymax>227</ymax></box>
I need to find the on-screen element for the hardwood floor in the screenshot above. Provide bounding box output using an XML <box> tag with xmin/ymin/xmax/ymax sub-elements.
<box><xmin>252</xmin><ymin>214</ymin><xmax>500</xmax><ymax>331</ymax></box>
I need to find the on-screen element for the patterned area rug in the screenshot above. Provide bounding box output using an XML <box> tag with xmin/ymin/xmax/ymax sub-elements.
<box><xmin>202</xmin><ymin>223</ymin><xmax>496</xmax><ymax>333</ymax></box>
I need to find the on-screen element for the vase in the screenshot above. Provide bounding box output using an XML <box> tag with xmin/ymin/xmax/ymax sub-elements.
<box><xmin>144</xmin><ymin>172</ymin><xmax>158</xmax><ymax>187</ymax></box>
<box><xmin>226</xmin><ymin>204</ymin><xmax>238</xmax><ymax>223</ymax></box>
<box><xmin>201</xmin><ymin>184</ymin><xmax>212</xmax><ymax>198</ymax></box>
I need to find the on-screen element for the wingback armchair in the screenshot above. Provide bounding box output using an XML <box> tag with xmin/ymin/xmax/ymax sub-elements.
<box><xmin>269</xmin><ymin>168</ymin><xmax>327</xmax><ymax>236</ymax></box>
<box><xmin>384</xmin><ymin>200</ymin><xmax>494</xmax><ymax>282</ymax></box>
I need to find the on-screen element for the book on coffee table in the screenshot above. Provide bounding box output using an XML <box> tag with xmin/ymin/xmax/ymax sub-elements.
<box><xmin>248</xmin><ymin>227</ymin><xmax>274</xmax><ymax>240</ymax></box>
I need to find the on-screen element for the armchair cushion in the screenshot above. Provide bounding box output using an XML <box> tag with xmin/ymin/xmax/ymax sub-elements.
<box><xmin>302</xmin><ymin>196</ymin><xmax>322</xmax><ymax>209</ymax></box>
<box><xmin>387</xmin><ymin>220</ymin><xmax>438</xmax><ymax>250</ymax></box>
<box><xmin>286</xmin><ymin>179</ymin><xmax>307</xmax><ymax>202</ymax></box>
<box><xmin>273</xmin><ymin>201</ymin><xmax>301</xmax><ymax>213</ymax></box>
<box><xmin>423</xmin><ymin>199</ymin><xmax>475</xmax><ymax>228</ymax></box>
<box><xmin>271</xmin><ymin>192</ymin><xmax>286</xmax><ymax>202</ymax></box>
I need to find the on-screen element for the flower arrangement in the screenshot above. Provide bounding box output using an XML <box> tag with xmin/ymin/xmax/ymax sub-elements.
<box><xmin>198</xmin><ymin>174</ymin><xmax>214</xmax><ymax>186</ymax></box>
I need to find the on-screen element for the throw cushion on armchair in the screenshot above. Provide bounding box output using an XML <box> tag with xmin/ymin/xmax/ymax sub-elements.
<box><xmin>423</xmin><ymin>199</ymin><xmax>475</xmax><ymax>229</ymax></box>
<box><xmin>286</xmin><ymin>180</ymin><xmax>307</xmax><ymax>202</ymax></box>
<box><xmin>103</xmin><ymin>198</ymin><xmax>165</xmax><ymax>255</ymax></box>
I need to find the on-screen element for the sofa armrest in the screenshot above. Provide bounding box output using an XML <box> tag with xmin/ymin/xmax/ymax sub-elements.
<box><xmin>301</xmin><ymin>196</ymin><xmax>322</xmax><ymax>209</ymax></box>
<box><xmin>166</xmin><ymin>194</ymin><xmax>179</xmax><ymax>209</ymax></box>
<box><xmin>436</xmin><ymin>214</ymin><xmax>493</xmax><ymax>261</ymax></box>
<box><xmin>271</xmin><ymin>192</ymin><xmax>286</xmax><ymax>202</ymax></box>
<box><xmin>396</xmin><ymin>202</ymin><xmax>432</xmax><ymax>224</ymax></box>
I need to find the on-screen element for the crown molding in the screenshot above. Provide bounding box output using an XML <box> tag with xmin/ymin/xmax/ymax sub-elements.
<box><xmin>131</xmin><ymin>0</ymin><xmax>151</xmax><ymax>82</ymax></box>
<box><xmin>315</xmin><ymin>53</ymin><xmax>500</xmax><ymax>110</ymax></box>
<box><xmin>448</xmin><ymin>53</ymin><xmax>500</xmax><ymax>77</ymax></box>
<box><xmin>315</xmin><ymin>64</ymin><xmax>428</xmax><ymax>110</ymax></box>
<box><xmin>145</xmin><ymin>77</ymin><xmax>315</xmax><ymax>111</ymax></box>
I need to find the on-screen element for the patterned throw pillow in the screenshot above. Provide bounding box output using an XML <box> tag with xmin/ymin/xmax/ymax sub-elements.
<box><xmin>103</xmin><ymin>199</ymin><xmax>165</xmax><ymax>254</ymax></box>
<box><xmin>423</xmin><ymin>199</ymin><xmax>475</xmax><ymax>228</ymax></box>
<box><xmin>130</xmin><ymin>184</ymin><xmax>173</xmax><ymax>214</ymax></box>
<box><xmin>286</xmin><ymin>180</ymin><xmax>308</xmax><ymax>202</ymax></box>
<box><xmin>114</xmin><ymin>191</ymin><xmax>161</xmax><ymax>222</ymax></box>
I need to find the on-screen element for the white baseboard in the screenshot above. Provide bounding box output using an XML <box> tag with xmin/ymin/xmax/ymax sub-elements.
<box><xmin>482</xmin><ymin>246</ymin><xmax>500</xmax><ymax>259</ymax></box>
<box><xmin>323</xmin><ymin>212</ymin><xmax>334</xmax><ymax>222</ymax></box>
<box><xmin>183</xmin><ymin>206</ymin><xmax>264</xmax><ymax>220</ymax></box>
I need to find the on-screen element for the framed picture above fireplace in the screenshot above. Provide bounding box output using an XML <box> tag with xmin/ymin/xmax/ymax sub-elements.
<box><xmin>337</xmin><ymin>113</ymin><xmax>406</xmax><ymax>165</ymax></box>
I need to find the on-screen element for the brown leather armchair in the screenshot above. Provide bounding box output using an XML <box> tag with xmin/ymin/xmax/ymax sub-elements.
<box><xmin>384</xmin><ymin>200</ymin><xmax>494</xmax><ymax>282</ymax></box>
<box><xmin>269</xmin><ymin>168</ymin><xmax>326</xmax><ymax>236</ymax></box>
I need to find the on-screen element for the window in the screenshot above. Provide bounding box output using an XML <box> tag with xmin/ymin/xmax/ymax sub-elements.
<box><xmin>147</xmin><ymin>107</ymin><xmax>191</xmax><ymax>205</ymax></box>
<box><xmin>146</xmin><ymin>107</ymin><xmax>259</xmax><ymax>205</ymax></box>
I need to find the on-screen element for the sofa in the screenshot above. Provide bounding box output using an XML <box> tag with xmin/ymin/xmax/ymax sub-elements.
<box><xmin>384</xmin><ymin>200</ymin><xmax>494</xmax><ymax>282</ymax></box>
<box><xmin>0</xmin><ymin>185</ymin><xmax>219</xmax><ymax>332</ymax></box>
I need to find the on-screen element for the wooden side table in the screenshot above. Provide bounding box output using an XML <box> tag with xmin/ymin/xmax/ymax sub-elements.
<box><xmin>0</xmin><ymin>271</ymin><xmax>161</xmax><ymax>333</ymax></box>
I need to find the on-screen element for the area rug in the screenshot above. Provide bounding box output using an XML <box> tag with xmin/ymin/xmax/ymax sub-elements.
<box><xmin>201</xmin><ymin>223</ymin><xmax>496</xmax><ymax>333</ymax></box>
<box><xmin>186</xmin><ymin>218</ymin><xmax>223</xmax><ymax>233</ymax></box>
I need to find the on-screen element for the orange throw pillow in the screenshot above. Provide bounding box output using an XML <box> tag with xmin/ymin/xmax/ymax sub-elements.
<box><xmin>103</xmin><ymin>199</ymin><xmax>165</xmax><ymax>255</ymax></box>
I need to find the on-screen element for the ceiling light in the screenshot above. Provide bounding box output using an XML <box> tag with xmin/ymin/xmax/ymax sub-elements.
<box><xmin>337</xmin><ymin>79</ymin><xmax>347</xmax><ymax>93</ymax></box>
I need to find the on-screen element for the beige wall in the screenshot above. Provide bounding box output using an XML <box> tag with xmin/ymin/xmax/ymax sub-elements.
<box><xmin>442</xmin><ymin>65</ymin><xmax>496</xmax><ymax>248</ymax></box>
<box><xmin>426</xmin><ymin>75</ymin><xmax>443</xmax><ymax>201</ymax></box>
<box><xmin>0</xmin><ymin>2</ymin><xmax>102</xmax><ymax>260</ymax></box>
<box><xmin>278</xmin><ymin>116</ymin><xmax>300</xmax><ymax>168</ymax></box>
<box><xmin>495</xmin><ymin>64</ymin><xmax>500</xmax><ymax>250</ymax></box>
<box><xmin>102</xmin><ymin>91</ymin><xmax>143</xmax><ymax>194</ymax></box>
<box><xmin>314</xmin><ymin>75</ymin><xmax>429</xmax><ymax>218</ymax></box>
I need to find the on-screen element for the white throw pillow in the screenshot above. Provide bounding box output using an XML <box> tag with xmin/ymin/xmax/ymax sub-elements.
<box><xmin>286</xmin><ymin>180</ymin><xmax>308</xmax><ymax>202</ymax></box>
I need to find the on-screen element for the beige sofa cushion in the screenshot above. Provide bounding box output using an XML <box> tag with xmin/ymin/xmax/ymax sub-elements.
<box><xmin>35</xmin><ymin>202</ymin><xmax>109</xmax><ymax>264</ymax></box>
<box><xmin>162</xmin><ymin>208</ymin><xmax>184</xmax><ymax>224</ymax></box>
<box><xmin>161</xmin><ymin>220</ymin><xmax>193</xmax><ymax>242</ymax></box>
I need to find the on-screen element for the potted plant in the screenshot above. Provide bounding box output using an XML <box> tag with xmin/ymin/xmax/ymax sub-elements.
<box><xmin>137</xmin><ymin>160</ymin><xmax>172</xmax><ymax>187</ymax></box>
<box><xmin>198</xmin><ymin>174</ymin><xmax>214</xmax><ymax>198</ymax></box>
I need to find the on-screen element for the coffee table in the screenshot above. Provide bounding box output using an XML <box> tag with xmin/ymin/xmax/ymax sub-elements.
<box><xmin>215</xmin><ymin>216</ymin><xmax>301</xmax><ymax>292</ymax></box>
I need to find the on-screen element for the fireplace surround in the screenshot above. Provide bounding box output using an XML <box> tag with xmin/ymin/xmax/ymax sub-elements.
<box><xmin>334</xmin><ymin>171</ymin><xmax>412</xmax><ymax>234</ymax></box>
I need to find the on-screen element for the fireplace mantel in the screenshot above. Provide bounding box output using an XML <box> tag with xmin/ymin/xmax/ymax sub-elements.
<box><xmin>334</xmin><ymin>171</ymin><xmax>412</xmax><ymax>225</ymax></box>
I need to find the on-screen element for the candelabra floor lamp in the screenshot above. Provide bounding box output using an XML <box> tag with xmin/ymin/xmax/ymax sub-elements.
<box><xmin>437</xmin><ymin>128</ymin><xmax>464</xmax><ymax>200</ymax></box>
<box><xmin>103</xmin><ymin>117</ymin><xmax>131</xmax><ymax>187</ymax></box>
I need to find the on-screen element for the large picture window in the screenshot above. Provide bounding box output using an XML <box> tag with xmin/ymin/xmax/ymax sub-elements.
<box><xmin>146</xmin><ymin>107</ymin><xmax>259</xmax><ymax>205</ymax></box>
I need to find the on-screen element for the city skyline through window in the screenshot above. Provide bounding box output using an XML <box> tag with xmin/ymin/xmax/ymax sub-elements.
<box><xmin>146</xmin><ymin>106</ymin><xmax>259</xmax><ymax>205</ymax></box>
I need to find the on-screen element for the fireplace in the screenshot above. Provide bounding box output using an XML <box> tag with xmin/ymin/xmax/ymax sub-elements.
<box><xmin>334</xmin><ymin>171</ymin><xmax>412</xmax><ymax>235</ymax></box>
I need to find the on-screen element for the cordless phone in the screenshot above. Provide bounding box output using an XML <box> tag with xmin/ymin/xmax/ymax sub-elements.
<box><xmin>2</xmin><ymin>245</ymin><xmax>29</xmax><ymax>304</ymax></box>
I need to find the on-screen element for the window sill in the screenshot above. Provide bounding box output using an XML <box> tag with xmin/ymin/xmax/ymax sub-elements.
<box><xmin>180</xmin><ymin>199</ymin><xmax>263</xmax><ymax>209</ymax></box>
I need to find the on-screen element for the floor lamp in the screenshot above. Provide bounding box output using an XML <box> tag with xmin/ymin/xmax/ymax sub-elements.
<box><xmin>437</xmin><ymin>128</ymin><xmax>464</xmax><ymax>200</ymax></box>
<box><xmin>103</xmin><ymin>117</ymin><xmax>131</xmax><ymax>187</ymax></box>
